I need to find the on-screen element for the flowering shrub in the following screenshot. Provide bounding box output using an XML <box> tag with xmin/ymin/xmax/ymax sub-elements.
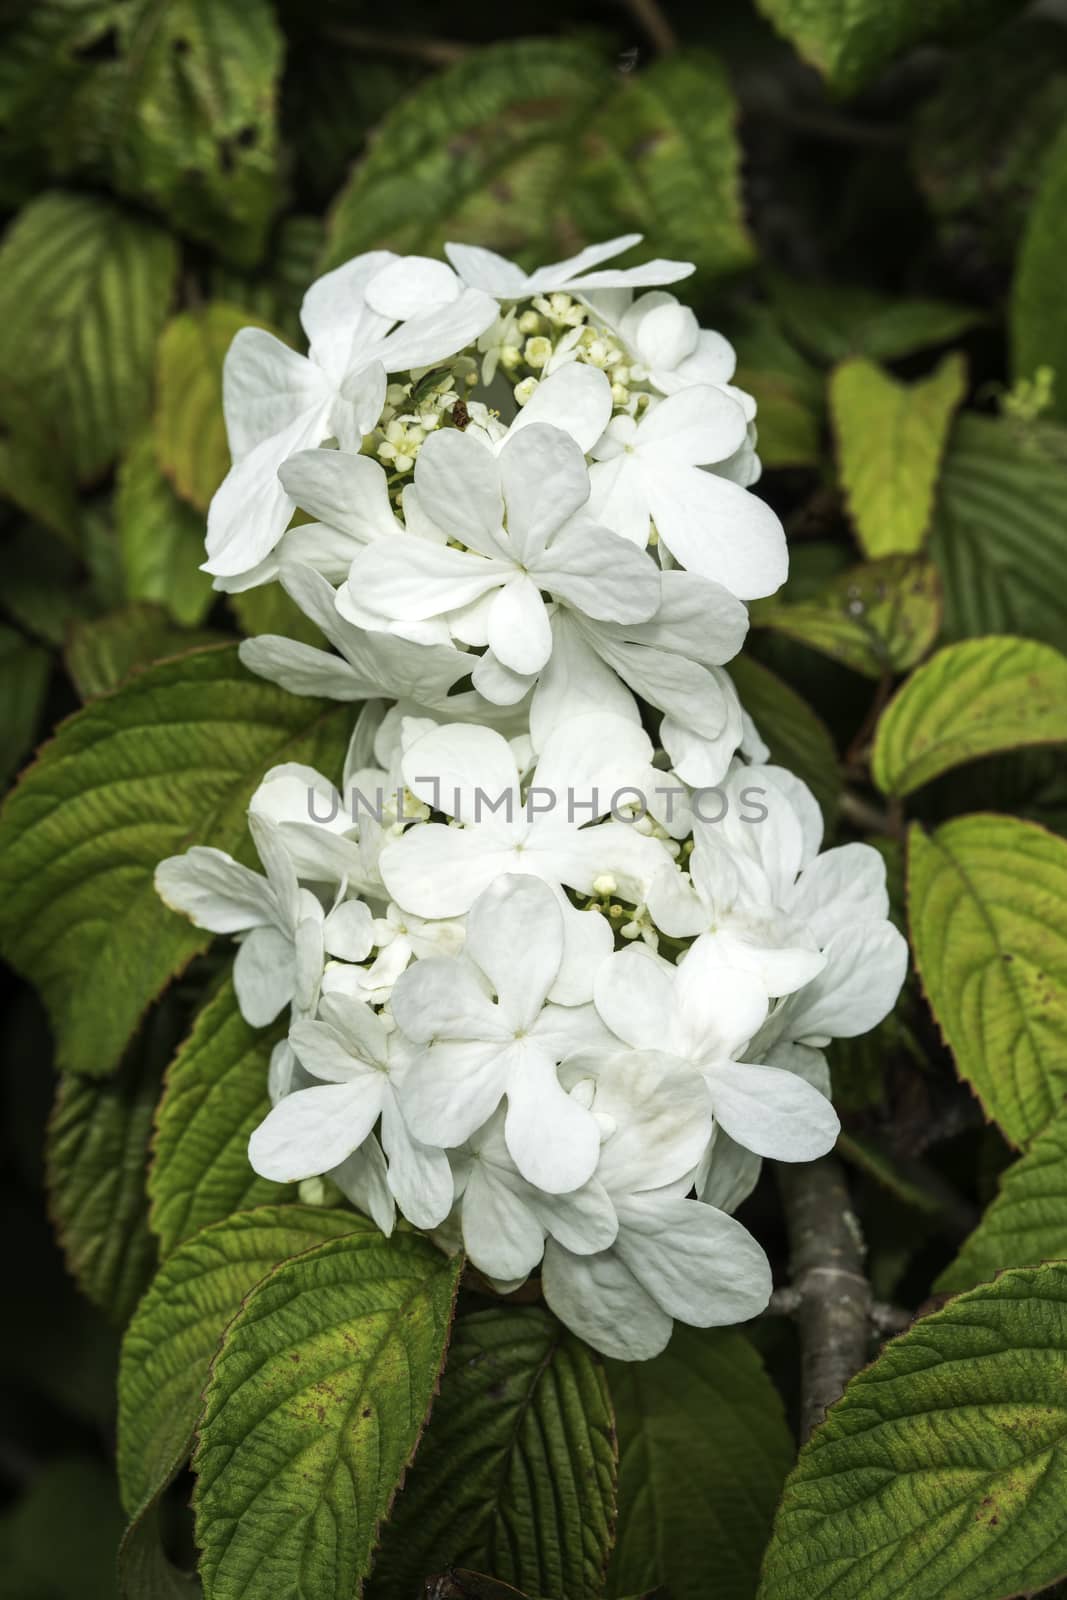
<box><xmin>3</xmin><ymin>6</ymin><xmax>1067</xmax><ymax>1600</ymax></box>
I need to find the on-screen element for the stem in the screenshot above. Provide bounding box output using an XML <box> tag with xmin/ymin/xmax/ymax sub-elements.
<box><xmin>777</xmin><ymin>1155</ymin><xmax>872</xmax><ymax>1439</ymax></box>
<box><xmin>620</xmin><ymin>0</ymin><xmax>678</xmax><ymax>53</ymax></box>
<box><xmin>322</xmin><ymin>24</ymin><xmax>468</xmax><ymax>66</ymax></box>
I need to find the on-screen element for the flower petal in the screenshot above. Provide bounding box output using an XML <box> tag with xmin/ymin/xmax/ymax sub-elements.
<box><xmin>248</xmin><ymin>1078</ymin><xmax>383</xmax><ymax>1182</ymax></box>
<box><xmin>390</xmin><ymin>955</ymin><xmax>509</xmax><ymax>1044</ymax></box>
<box><xmin>154</xmin><ymin>848</ymin><xmax>275</xmax><ymax>934</ymax></box>
<box><xmin>508</xmin><ymin>363</ymin><xmax>613</xmax><ymax>454</ymax></box>
<box><xmin>464</xmin><ymin>873</ymin><xmax>563</xmax><ymax>1030</ymax></box>
<box><xmin>498</xmin><ymin>423</ymin><xmax>590</xmax><ymax>562</ymax></box>
<box><xmin>704</xmin><ymin>1059</ymin><xmax>839</xmax><ymax>1161</ymax></box>
<box><xmin>614</xmin><ymin>1193</ymin><xmax>772</xmax><ymax>1326</ymax></box>
<box><xmin>504</xmin><ymin>1041</ymin><xmax>601</xmax><ymax>1193</ymax></box>
<box><xmin>533</xmin><ymin>523</ymin><xmax>660</xmax><ymax>623</ymax></box>
<box><xmin>487</xmin><ymin>575</ymin><xmax>552</xmax><ymax>675</ymax></box>
<box><xmin>542</xmin><ymin>1239</ymin><xmax>671</xmax><ymax>1360</ymax></box>
<box><xmin>278</xmin><ymin>449</ymin><xmax>399</xmax><ymax>542</ymax></box>
<box><xmin>233</xmin><ymin>925</ymin><xmax>296</xmax><ymax>1026</ymax></box>
<box><xmin>643</xmin><ymin>464</ymin><xmax>788</xmax><ymax>600</ymax></box>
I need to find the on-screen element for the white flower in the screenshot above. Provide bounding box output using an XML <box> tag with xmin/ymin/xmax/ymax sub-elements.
<box><xmin>154</xmin><ymin>814</ymin><xmax>373</xmax><ymax>1027</ymax></box>
<box><xmin>204</xmin><ymin>252</ymin><xmax>497</xmax><ymax>579</ymax></box>
<box><xmin>593</xmin><ymin>943</ymin><xmax>840</xmax><ymax>1162</ymax></box>
<box><xmin>342</xmin><ymin>419</ymin><xmax>660</xmax><ymax>680</ymax></box>
<box><xmin>446</xmin><ymin>1105</ymin><xmax>617</xmax><ymax>1284</ymax></box>
<box><xmin>380</xmin><ymin>715</ymin><xmax>673</xmax><ymax>994</ymax></box>
<box><xmin>540</xmin><ymin>1049</ymin><xmax>772</xmax><ymax>1360</ymax></box>
<box><xmin>444</xmin><ymin>234</ymin><xmax>694</xmax><ymax>301</ymax></box>
<box><xmin>322</xmin><ymin>902</ymin><xmax>465</xmax><ymax>1006</ymax></box>
<box><xmin>588</xmin><ymin>386</ymin><xmax>786</xmax><ymax>598</ymax></box>
<box><xmin>248</xmin><ymin>994</ymin><xmax>452</xmax><ymax>1230</ymax></box>
<box><xmin>390</xmin><ymin>875</ymin><xmax>612</xmax><ymax>1193</ymax></box>
<box><xmin>248</xmin><ymin>762</ymin><xmax>366</xmax><ymax>889</ymax></box>
<box><xmin>588</xmin><ymin>288</ymin><xmax>744</xmax><ymax>397</ymax></box>
<box><xmin>646</xmin><ymin>766</ymin><xmax>828</xmax><ymax>996</ymax></box>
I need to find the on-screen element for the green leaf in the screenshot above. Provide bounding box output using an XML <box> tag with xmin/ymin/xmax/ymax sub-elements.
<box><xmin>0</xmin><ymin>647</ymin><xmax>349</xmax><ymax>1077</ymax></box>
<box><xmin>118</xmin><ymin>1206</ymin><xmax>359</xmax><ymax>1519</ymax></box>
<box><xmin>573</xmin><ymin>51</ymin><xmax>753</xmax><ymax>284</ymax></box>
<box><xmin>156</xmin><ymin>305</ymin><xmax>274</xmax><ymax>513</ymax></box>
<box><xmin>116</xmin><ymin>430</ymin><xmax>216</xmax><ymax>628</ymax></box>
<box><xmin>754</xmin><ymin>0</ymin><xmax>1026</xmax><ymax>95</ymax></box>
<box><xmin>119</xmin><ymin>1500</ymin><xmax>200</xmax><ymax>1600</ymax></box>
<box><xmin>768</xmin><ymin>278</ymin><xmax>984</xmax><ymax>365</ymax></box>
<box><xmin>324</xmin><ymin>39</ymin><xmax>611</xmax><ymax>269</ymax></box>
<box><xmin>370</xmin><ymin>1306</ymin><xmax>617</xmax><ymax>1600</ymax></box>
<box><xmin>0</xmin><ymin>1456</ymin><xmax>126</xmax><ymax>1600</ymax></box>
<box><xmin>728</xmin><ymin>654</ymin><xmax>840</xmax><ymax>831</ymax></box>
<box><xmin>938</xmin><ymin>1102</ymin><xmax>1067</xmax><ymax>1293</ymax></box>
<box><xmin>192</xmin><ymin>1227</ymin><xmax>462</xmax><ymax>1600</ymax></box>
<box><xmin>729</xmin><ymin>307</ymin><xmax>824</xmax><ymax>470</ymax></box>
<box><xmin>873</xmin><ymin>637</ymin><xmax>1067</xmax><ymax>797</ymax></box>
<box><xmin>105</xmin><ymin>0</ymin><xmax>285</xmax><ymax>267</ymax></box>
<box><xmin>228</xmin><ymin>580</ymin><xmax>324</xmax><ymax>648</ymax></box>
<box><xmin>908</xmin><ymin>815</ymin><xmax>1067</xmax><ymax>1147</ymax></box>
<box><xmin>930</xmin><ymin>413</ymin><xmax>1067</xmax><ymax>648</ymax></box>
<box><xmin>149</xmin><ymin>980</ymin><xmax>295</xmax><ymax>1258</ymax></box>
<box><xmin>1</xmin><ymin>522</ymin><xmax>94</xmax><ymax>647</ymax></box>
<box><xmin>755</xmin><ymin>556</ymin><xmax>942</xmax><ymax>680</ymax></box>
<box><xmin>65</xmin><ymin>604</ymin><xmax>225</xmax><ymax>700</ymax></box>
<box><xmin>0</xmin><ymin>624</ymin><xmax>49</xmax><ymax>787</ymax></box>
<box><xmin>830</xmin><ymin>354</ymin><xmax>966</xmax><ymax>558</ymax></box>
<box><xmin>44</xmin><ymin>1001</ymin><xmax>192</xmax><ymax>1325</ymax></box>
<box><xmin>608</xmin><ymin>1327</ymin><xmax>793</xmax><ymax>1600</ymax></box>
<box><xmin>0</xmin><ymin>396</ymin><xmax>81</xmax><ymax>545</ymax></box>
<box><xmin>0</xmin><ymin>192</ymin><xmax>178</xmax><ymax>482</ymax></box>
<box><xmin>758</xmin><ymin>1263</ymin><xmax>1067</xmax><ymax>1600</ymax></box>
<box><xmin>1012</xmin><ymin>118</ymin><xmax>1067</xmax><ymax>422</ymax></box>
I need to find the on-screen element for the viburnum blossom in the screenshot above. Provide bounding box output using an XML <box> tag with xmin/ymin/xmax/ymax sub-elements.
<box><xmin>154</xmin><ymin>235</ymin><xmax>909</xmax><ymax>1360</ymax></box>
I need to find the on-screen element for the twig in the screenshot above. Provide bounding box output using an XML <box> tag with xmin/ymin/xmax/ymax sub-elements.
<box><xmin>777</xmin><ymin>1156</ymin><xmax>872</xmax><ymax>1439</ymax></box>
<box><xmin>766</xmin><ymin>1285</ymin><xmax>912</xmax><ymax>1337</ymax></box>
<box><xmin>620</xmin><ymin>0</ymin><xmax>678</xmax><ymax>54</ymax></box>
<box><xmin>322</xmin><ymin>24</ymin><xmax>468</xmax><ymax>66</ymax></box>
<box><xmin>839</xmin><ymin>789</ymin><xmax>894</xmax><ymax>837</ymax></box>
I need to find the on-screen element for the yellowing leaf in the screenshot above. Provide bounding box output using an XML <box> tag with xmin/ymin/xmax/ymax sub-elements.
<box><xmin>1012</xmin><ymin>118</ymin><xmax>1067</xmax><ymax>422</ymax></box>
<box><xmin>754</xmin><ymin>556</ymin><xmax>942</xmax><ymax>679</ymax></box>
<box><xmin>830</xmin><ymin>354</ymin><xmax>966</xmax><ymax>558</ymax></box>
<box><xmin>908</xmin><ymin>815</ymin><xmax>1067</xmax><ymax>1146</ymax></box>
<box><xmin>873</xmin><ymin>636</ymin><xmax>1067</xmax><ymax>796</ymax></box>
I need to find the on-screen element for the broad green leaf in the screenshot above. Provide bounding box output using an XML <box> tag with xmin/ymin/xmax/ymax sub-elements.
<box><xmin>938</xmin><ymin>1102</ymin><xmax>1067</xmax><ymax>1293</ymax></box>
<box><xmin>0</xmin><ymin>391</ymin><xmax>81</xmax><ymax>545</ymax></box>
<box><xmin>608</xmin><ymin>1327</ymin><xmax>793</xmax><ymax>1600</ymax></box>
<box><xmin>106</xmin><ymin>0</ymin><xmax>284</xmax><ymax>266</ymax></box>
<box><xmin>930</xmin><ymin>413</ymin><xmax>1067</xmax><ymax>648</ymax></box>
<box><xmin>1012</xmin><ymin>118</ymin><xmax>1067</xmax><ymax>422</ymax></box>
<box><xmin>149</xmin><ymin>980</ymin><xmax>295</xmax><ymax>1258</ymax></box>
<box><xmin>830</xmin><ymin>355</ymin><xmax>966</xmax><ymax>558</ymax></box>
<box><xmin>573</xmin><ymin>51</ymin><xmax>753</xmax><ymax>284</ymax></box>
<box><xmin>0</xmin><ymin>192</ymin><xmax>178</xmax><ymax>482</ymax></box>
<box><xmin>0</xmin><ymin>647</ymin><xmax>349</xmax><ymax>1077</ymax></box>
<box><xmin>759</xmin><ymin>1263</ymin><xmax>1067</xmax><ymax>1600</ymax></box>
<box><xmin>0</xmin><ymin>1455</ymin><xmax>125</xmax><ymax>1600</ymax></box>
<box><xmin>908</xmin><ymin>815</ymin><xmax>1067</xmax><ymax>1147</ymax></box>
<box><xmin>0</xmin><ymin>624</ymin><xmax>49</xmax><ymax>787</ymax></box>
<box><xmin>209</xmin><ymin>214</ymin><xmax>324</xmax><ymax>347</ymax></box>
<box><xmin>119</xmin><ymin>1501</ymin><xmax>200</xmax><ymax>1600</ymax></box>
<box><xmin>2</xmin><ymin>522</ymin><xmax>94</xmax><ymax>648</ymax></box>
<box><xmin>44</xmin><ymin>1000</ymin><xmax>190</xmax><ymax>1325</ymax></box>
<box><xmin>755</xmin><ymin>556</ymin><xmax>942</xmax><ymax>680</ymax></box>
<box><xmin>117</xmin><ymin>1205</ymin><xmax>359</xmax><ymax>1518</ymax></box>
<box><xmin>370</xmin><ymin>1306</ymin><xmax>617</xmax><ymax>1600</ymax></box>
<box><xmin>283</xmin><ymin>43</ymin><xmax>417</xmax><ymax>207</ymax></box>
<box><xmin>116</xmin><ymin>431</ymin><xmax>215</xmax><ymax>628</ymax></box>
<box><xmin>325</xmin><ymin>39</ymin><xmax>611</xmax><ymax>268</ymax></box>
<box><xmin>768</xmin><ymin>278</ymin><xmax>984</xmax><ymax>365</ymax></box>
<box><xmin>755</xmin><ymin>0</ymin><xmax>1025</xmax><ymax>95</ymax></box>
<box><xmin>193</xmin><ymin>1227</ymin><xmax>462</xmax><ymax>1600</ymax></box>
<box><xmin>65</xmin><ymin>605</ymin><xmax>225</xmax><ymax>700</ymax></box>
<box><xmin>728</xmin><ymin>655</ymin><xmax>840</xmax><ymax>830</ymax></box>
<box><xmin>913</xmin><ymin>19</ymin><xmax>1067</xmax><ymax>277</ymax></box>
<box><xmin>156</xmin><ymin>305</ymin><xmax>273</xmax><ymax>513</ymax></box>
<box><xmin>873</xmin><ymin>637</ymin><xmax>1067</xmax><ymax>796</ymax></box>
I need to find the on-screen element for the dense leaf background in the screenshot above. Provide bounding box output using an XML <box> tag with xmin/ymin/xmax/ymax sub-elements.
<box><xmin>2</xmin><ymin>1</ymin><xmax>1067</xmax><ymax>1597</ymax></box>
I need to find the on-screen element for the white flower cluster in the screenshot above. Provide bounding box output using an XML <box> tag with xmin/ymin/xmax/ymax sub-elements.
<box><xmin>155</xmin><ymin>236</ymin><xmax>907</xmax><ymax>1360</ymax></box>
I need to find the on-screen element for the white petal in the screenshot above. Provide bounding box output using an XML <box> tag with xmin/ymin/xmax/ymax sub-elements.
<box><xmin>487</xmin><ymin>576</ymin><xmax>552</xmax><ymax>675</ymax></box>
<box><xmin>222</xmin><ymin>328</ymin><xmax>331</xmax><ymax>461</ymax></box>
<box><xmin>369</xmin><ymin>287</ymin><xmax>498</xmax><ymax>371</ymax></box>
<box><xmin>331</xmin><ymin>1135</ymin><xmax>396</xmax><ymax>1235</ymax></box>
<box><xmin>674</xmin><ymin>941</ymin><xmax>769</xmax><ymax>1063</ymax></box>
<box><xmin>547</xmin><ymin>888</ymin><xmax>615</xmax><ymax>1007</ymax></box>
<box><xmin>644</xmin><ymin>862</ymin><xmax>708</xmax><ymax>939</ymax></box>
<box><xmin>533</xmin><ymin>524</ymin><xmax>660</xmax><ymax>624</ymax></box>
<box><xmin>594</xmin><ymin>945</ymin><xmax>676</xmax><ymax>1050</ymax></box>
<box><xmin>233</xmin><ymin>925</ymin><xmax>296</xmax><ymax>1026</ymax></box>
<box><xmin>705</xmin><ymin>1059</ymin><xmax>839</xmax><ymax>1161</ymax></box>
<box><xmin>532</xmin><ymin>1179</ymin><xmax>618</xmax><ymax>1256</ymax></box>
<box><xmin>380</xmin><ymin>1087</ymin><xmax>454</xmax><ymax>1229</ymax></box>
<box><xmin>527</xmin><ymin>235</ymin><xmax>643</xmax><ymax>291</ymax></box>
<box><xmin>365</xmin><ymin>255</ymin><xmax>461</xmax><ymax>320</ymax></box>
<box><xmin>399</xmin><ymin>1037</ymin><xmax>511</xmax><ymax>1147</ymax></box>
<box><xmin>238</xmin><ymin>635</ymin><xmax>366</xmax><ymax>700</ymax></box>
<box><xmin>471</xmin><ymin>649</ymin><xmax>536</xmax><ymax>706</ymax></box>
<box><xmin>278</xmin><ymin>449</ymin><xmax>399</xmax><ymax>542</ymax></box>
<box><xmin>154</xmin><ymin>849</ymin><xmax>274</xmax><ymax>934</ymax></box>
<box><xmin>614</xmin><ymin>1193</ymin><xmax>772</xmax><ymax>1325</ymax></box>
<box><xmin>391</xmin><ymin>953</ymin><xmax>509</xmax><ymax>1045</ymax></box>
<box><xmin>204</xmin><ymin>426</ymin><xmax>314</xmax><ymax>577</ymax></box>
<box><xmin>643</xmin><ymin>465</ymin><xmax>788</xmax><ymax>600</ymax></box>
<box><xmin>460</xmin><ymin>1162</ymin><xmax>544</xmax><ymax>1281</ymax></box>
<box><xmin>498</xmin><ymin>423</ymin><xmax>589</xmax><ymax>562</ymax></box>
<box><xmin>530</xmin><ymin>613</ymin><xmax>640</xmax><ymax>750</ymax></box>
<box><xmin>249</xmin><ymin>1078</ymin><xmax>382</xmax><ymax>1181</ymax></box>
<box><xmin>637</xmin><ymin>385</ymin><xmax>747</xmax><ymax>468</ymax></box>
<box><xmin>412</xmin><ymin>426</ymin><xmax>504</xmax><ymax>554</ymax></box>
<box><xmin>787</xmin><ymin>842</ymin><xmax>889</xmax><ymax>946</ymax></box>
<box><xmin>345</xmin><ymin>537</ymin><xmax>504</xmax><ymax>623</ymax></box>
<box><xmin>400</xmin><ymin>720</ymin><xmax>521</xmax><ymax>822</ymax></box>
<box><xmin>586</xmin><ymin>454</ymin><xmax>651</xmax><ymax>548</ymax></box>
<box><xmin>585</xmin><ymin>1051</ymin><xmax>711</xmax><ymax>1195</ymax></box>
<box><xmin>465</xmin><ymin>874</ymin><xmax>563</xmax><ymax>1029</ymax></box>
<box><xmin>542</xmin><ymin>1239</ymin><xmax>671</xmax><ymax>1360</ymax></box>
<box><xmin>380</xmin><ymin>825</ymin><xmax>514</xmax><ymax>919</ymax></box>
<box><xmin>323</xmin><ymin>898</ymin><xmax>375</xmax><ymax>961</ymax></box>
<box><xmin>444</xmin><ymin>242</ymin><xmax>529</xmax><ymax>297</ymax></box>
<box><xmin>299</xmin><ymin>252</ymin><xmax>396</xmax><ymax>379</ymax></box>
<box><xmin>631</xmin><ymin>569</ymin><xmax>748</xmax><ymax>665</ymax></box>
<box><xmin>504</xmin><ymin>1042</ymin><xmax>601</xmax><ymax>1193</ymax></box>
<box><xmin>782</xmin><ymin>923</ymin><xmax>908</xmax><ymax>1042</ymax></box>
<box><xmin>697</xmin><ymin>1125</ymin><xmax>762</xmax><ymax>1214</ymax></box>
<box><xmin>508</xmin><ymin>363</ymin><xmax>613</xmax><ymax>454</ymax></box>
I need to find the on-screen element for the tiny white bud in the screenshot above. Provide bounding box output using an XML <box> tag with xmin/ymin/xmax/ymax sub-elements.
<box><xmin>514</xmin><ymin>376</ymin><xmax>539</xmax><ymax>406</ymax></box>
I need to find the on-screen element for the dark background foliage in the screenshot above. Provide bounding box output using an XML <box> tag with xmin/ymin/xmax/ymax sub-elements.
<box><xmin>2</xmin><ymin>1</ymin><xmax>1067</xmax><ymax>1595</ymax></box>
